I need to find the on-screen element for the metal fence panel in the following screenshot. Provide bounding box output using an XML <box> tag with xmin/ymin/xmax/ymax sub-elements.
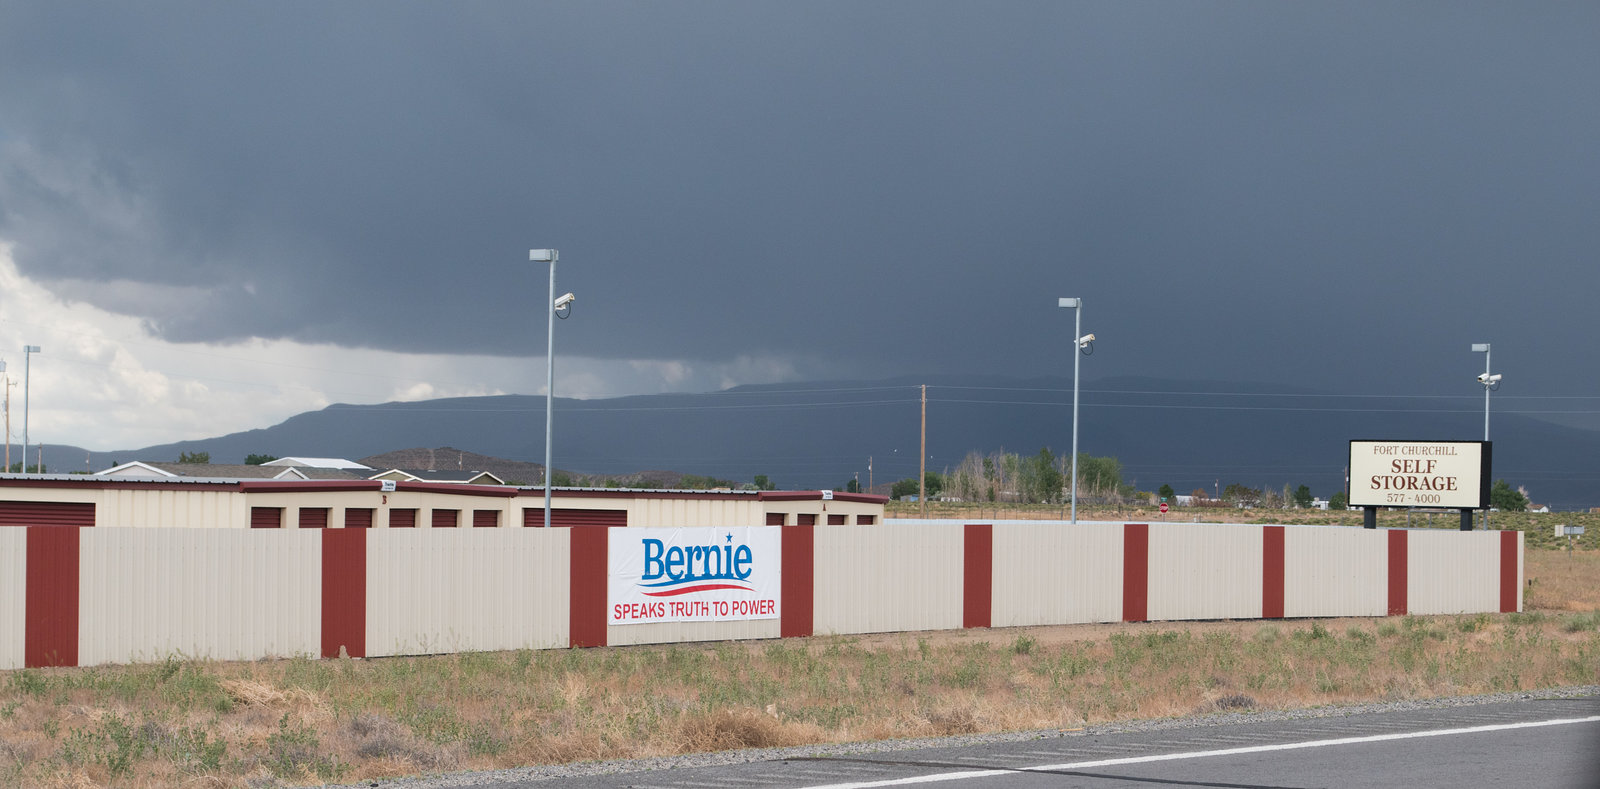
<box><xmin>991</xmin><ymin>521</ymin><xmax>1123</xmax><ymax>627</ymax></box>
<box><xmin>78</xmin><ymin>529</ymin><xmax>321</xmax><ymax>664</ymax></box>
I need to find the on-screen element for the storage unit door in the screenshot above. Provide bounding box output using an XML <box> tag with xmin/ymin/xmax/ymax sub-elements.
<box><xmin>0</xmin><ymin>501</ymin><xmax>94</xmax><ymax>527</ymax></box>
<box><xmin>250</xmin><ymin>507</ymin><xmax>283</xmax><ymax>529</ymax></box>
<box><xmin>530</xmin><ymin>508</ymin><xmax>628</xmax><ymax>528</ymax></box>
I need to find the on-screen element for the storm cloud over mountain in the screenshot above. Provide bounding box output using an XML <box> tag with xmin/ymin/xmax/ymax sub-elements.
<box><xmin>1</xmin><ymin>3</ymin><xmax>1597</xmax><ymax>452</ymax></box>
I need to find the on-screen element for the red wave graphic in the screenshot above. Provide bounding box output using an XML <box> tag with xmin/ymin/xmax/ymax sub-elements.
<box><xmin>643</xmin><ymin>583</ymin><xmax>753</xmax><ymax>597</ymax></box>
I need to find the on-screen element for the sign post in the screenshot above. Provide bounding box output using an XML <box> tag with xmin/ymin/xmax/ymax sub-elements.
<box><xmin>1556</xmin><ymin>524</ymin><xmax>1586</xmax><ymax>554</ymax></box>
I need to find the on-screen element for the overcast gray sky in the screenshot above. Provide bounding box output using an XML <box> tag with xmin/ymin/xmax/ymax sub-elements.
<box><xmin>1</xmin><ymin>2</ymin><xmax>1597</xmax><ymax>450</ymax></box>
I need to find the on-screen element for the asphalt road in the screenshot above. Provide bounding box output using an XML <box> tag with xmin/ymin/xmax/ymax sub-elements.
<box><xmin>440</xmin><ymin>694</ymin><xmax>1599</xmax><ymax>789</ymax></box>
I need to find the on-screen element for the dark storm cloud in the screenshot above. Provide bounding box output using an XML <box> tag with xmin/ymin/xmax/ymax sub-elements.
<box><xmin>1</xmin><ymin>2</ymin><xmax>1596</xmax><ymax>399</ymax></box>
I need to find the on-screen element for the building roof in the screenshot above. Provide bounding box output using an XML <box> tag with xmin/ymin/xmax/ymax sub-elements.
<box><xmin>368</xmin><ymin>469</ymin><xmax>507</xmax><ymax>485</ymax></box>
<box><xmin>260</xmin><ymin>457</ymin><xmax>373</xmax><ymax>470</ymax></box>
<box><xmin>95</xmin><ymin>461</ymin><xmax>365</xmax><ymax>480</ymax></box>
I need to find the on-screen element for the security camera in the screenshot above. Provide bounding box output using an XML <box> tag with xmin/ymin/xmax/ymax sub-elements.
<box><xmin>1077</xmin><ymin>333</ymin><xmax>1096</xmax><ymax>349</ymax></box>
<box><xmin>1477</xmin><ymin>373</ymin><xmax>1501</xmax><ymax>385</ymax></box>
<box><xmin>553</xmin><ymin>293</ymin><xmax>575</xmax><ymax>310</ymax></box>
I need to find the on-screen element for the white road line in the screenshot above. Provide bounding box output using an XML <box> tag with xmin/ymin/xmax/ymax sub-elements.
<box><xmin>796</xmin><ymin>715</ymin><xmax>1600</xmax><ymax>789</ymax></box>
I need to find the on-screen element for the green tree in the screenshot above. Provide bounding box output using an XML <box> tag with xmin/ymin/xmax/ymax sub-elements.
<box><xmin>889</xmin><ymin>473</ymin><xmax>934</xmax><ymax>499</ymax></box>
<box><xmin>678</xmin><ymin>473</ymin><xmax>734</xmax><ymax>490</ymax></box>
<box><xmin>1075</xmin><ymin>454</ymin><xmax>1123</xmax><ymax>496</ymax></box>
<box><xmin>9</xmin><ymin>462</ymin><xmax>45</xmax><ymax>473</ymax></box>
<box><xmin>842</xmin><ymin>478</ymin><xmax>861</xmax><ymax>493</ymax></box>
<box><xmin>752</xmin><ymin>474</ymin><xmax>777</xmax><ymax>491</ymax></box>
<box><xmin>244</xmin><ymin>454</ymin><xmax>278</xmax><ymax>466</ymax></box>
<box><xmin>177</xmin><ymin>451</ymin><xmax>210</xmax><ymax>464</ymax></box>
<box><xmin>1489</xmin><ymin>479</ymin><xmax>1529</xmax><ymax>512</ymax></box>
<box><xmin>1158</xmin><ymin>484</ymin><xmax>1176</xmax><ymax>502</ymax></box>
<box><xmin>1221</xmin><ymin>483</ymin><xmax>1261</xmax><ymax>507</ymax></box>
<box><xmin>1022</xmin><ymin>447</ymin><xmax>1063</xmax><ymax>504</ymax></box>
<box><xmin>1329</xmin><ymin>491</ymin><xmax>1348</xmax><ymax>510</ymax></box>
<box><xmin>1293</xmin><ymin>485</ymin><xmax>1313</xmax><ymax>509</ymax></box>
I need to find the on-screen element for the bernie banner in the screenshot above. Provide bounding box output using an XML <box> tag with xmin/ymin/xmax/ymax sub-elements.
<box><xmin>608</xmin><ymin>526</ymin><xmax>781</xmax><ymax>625</ymax></box>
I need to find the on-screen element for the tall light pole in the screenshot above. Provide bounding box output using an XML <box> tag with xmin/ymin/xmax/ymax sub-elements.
<box><xmin>1058</xmin><ymin>299</ymin><xmax>1094</xmax><ymax>523</ymax></box>
<box><xmin>530</xmin><ymin>250</ymin><xmax>574</xmax><ymax>528</ymax></box>
<box><xmin>22</xmin><ymin>346</ymin><xmax>40</xmax><ymax>474</ymax></box>
<box><xmin>1</xmin><ymin>359</ymin><xmax>8</xmax><ymax>472</ymax></box>
<box><xmin>1471</xmin><ymin>343</ymin><xmax>1497</xmax><ymax>441</ymax></box>
<box><xmin>1471</xmin><ymin>343</ymin><xmax>1499</xmax><ymax>531</ymax></box>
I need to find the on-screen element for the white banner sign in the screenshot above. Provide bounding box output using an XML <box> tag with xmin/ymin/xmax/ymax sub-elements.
<box><xmin>608</xmin><ymin>527</ymin><xmax>781</xmax><ymax>625</ymax></box>
<box><xmin>1348</xmin><ymin>440</ymin><xmax>1490</xmax><ymax>509</ymax></box>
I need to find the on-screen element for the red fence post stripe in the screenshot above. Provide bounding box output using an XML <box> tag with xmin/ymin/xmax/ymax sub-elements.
<box><xmin>1123</xmin><ymin>523</ymin><xmax>1149</xmax><ymax>622</ymax></box>
<box><xmin>1387</xmin><ymin>529</ymin><xmax>1408</xmax><ymax>617</ymax></box>
<box><xmin>25</xmin><ymin>526</ymin><xmax>79</xmax><ymax>668</ymax></box>
<box><xmin>1499</xmin><ymin>530</ymin><xmax>1519</xmax><ymax>613</ymax></box>
<box><xmin>320</xmin><ymin>528</ymin><xmax>367</xmax><ymax>659</ymax></box>
<box><xmin>963</xmin><ymin>524</ymin><xmax>993</xmax><ymax>629</ymax></box>
<box><xmin>569</xmin><ymin>527</ymin><xmax>609</xmax><ymax>648</ymax></box>
<box><xmin>781</xmin><ymin>523</ymin><xmax>814</xmax><ymax>638</ymax></box>
<box><xmin>1262</xmin><ymin>526</ymin><xmax>1285</xmax><ymax>619</ymax></box>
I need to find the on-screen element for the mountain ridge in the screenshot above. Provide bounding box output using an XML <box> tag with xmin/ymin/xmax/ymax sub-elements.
<box><xmin>40</xmin><ymin>374</ymin><xmax>1600</xmax><ymax>510</ymax></box>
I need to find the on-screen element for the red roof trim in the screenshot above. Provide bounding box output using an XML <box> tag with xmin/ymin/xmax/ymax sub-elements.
<box><xmin>395</xmin><ymin>481</ymin><xmax>519</xmax><ymax>498</ymax></box>
<box><xmin>511</xmin><ymin>488</ymin><xmax>754</xmax><ymax>501</ymax></box>
<box><xmin>757</xmin><ymin>491</ymin><xmax>888</xmax><ymax>504</ymax></box>
<box><xmin>238</xmin><ymin>480</ymin><xmax>384</xmax><ymax>494</ymax></box>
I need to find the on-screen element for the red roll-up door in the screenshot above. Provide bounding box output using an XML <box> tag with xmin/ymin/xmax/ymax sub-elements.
<box><xmin>827</xmin><ymin>514</ymin><xmax>847</xmax><ymax>525</ymax></box>
<box><xmin>299</xmin><ymin>508</ymin><xmax>329</xmax><ymax>529</ymax></box>
<box><xmin>766</xmin><ymin>512</ymin><xmax>786</xmax><ymax>526</ymax></box>
<box><xmin>472</xmin><ymin>510</ymin><xmax>500</xmax><ymax>528</ymax></box>
<box><xmin>389</xmin><ymin>508</ymin><xmax>417</xmax><ymax>528</ymax></box>
<box><xmin>0</xmin><ymin>501</ymin><xmax>94</xmax><ymax>527</ymax></box>
<box><xmin>432</xmin><ymin>509</ymin><xmax>459</xmax><ymax>528</ymax></box>
<box><xmin>344</xmin><ymin>508</ymin><xmax>374</xmax><ymax>529</ymax></box>
<box><xmin>250</xmin><ymin>507</ymin><xmax>284</xmax><ymax>529</ymax></box>
<box><xmin>796</xmin><ymin>513</ymin><xmax>817</xmax><ymax>526</ymax></box>
<box><xmin>530</xmin><ymin>508</ymin><xmax>627</xmax><ymax>528</ymax></box>
<box><xmin>858</xmin><ymin>514</ymin><xmax>876</xmax><ymax>525</ymax></box>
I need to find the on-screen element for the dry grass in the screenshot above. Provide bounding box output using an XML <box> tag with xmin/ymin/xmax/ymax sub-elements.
<box><xmin>1</xmin><ymin>547</ymin><xmax>1595</xmax><ymax>788</ymax></box>
<box><xmin>1526</xmin><ymin>549</ymin><xmax>1600</xmax><ymax>611</ymax></box>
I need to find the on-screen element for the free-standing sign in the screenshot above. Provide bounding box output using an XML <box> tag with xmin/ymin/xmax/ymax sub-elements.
<box><xmin>608</xmin><ymin>526</ymin><xmax>781</xmax><ymax>625</ymax></box>
<box><xmin>1348</xmin><ymin>440</ymin><xmax>1491</xmax><ymax>509</ymax></box>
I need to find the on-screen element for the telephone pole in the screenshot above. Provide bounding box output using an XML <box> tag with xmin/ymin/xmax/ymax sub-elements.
<box><xmin>919</xmin><ymin>385</ymin><xmax>928</xmax><ymax>518</ymax></box>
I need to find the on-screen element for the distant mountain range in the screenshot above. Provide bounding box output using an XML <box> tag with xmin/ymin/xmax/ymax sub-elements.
<box><xmin>27</xmin><ymin>374</ymin><xmax>1600</xmax><ymax>510</ymax></box>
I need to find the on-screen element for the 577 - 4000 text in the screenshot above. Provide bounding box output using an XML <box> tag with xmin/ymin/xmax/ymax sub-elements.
<box><xmin>1388</xmin><ymin>492</ymin><xmax>1443</xmax><ymax>504</ymax></box>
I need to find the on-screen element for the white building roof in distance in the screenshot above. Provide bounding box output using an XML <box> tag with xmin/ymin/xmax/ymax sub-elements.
<box><xmin>260</xmin><ymin>457</ymin><xmax>373</xmax><ymax>470</ymax></box>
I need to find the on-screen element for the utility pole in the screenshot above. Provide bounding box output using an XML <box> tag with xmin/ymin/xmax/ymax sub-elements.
<box><xmin>919</xmin><ymin>384</ymin><xmax>927</xmax><ymax>518</ymax></box>
<box><xmin>868</xmin><ymin>456</ymin><xmax>873</xmax><ymax>494</ymax></box>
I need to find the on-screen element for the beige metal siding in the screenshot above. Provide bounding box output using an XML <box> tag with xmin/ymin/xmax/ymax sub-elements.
<box><xmin>992</xmin><ymin>522</ymin><xmax>1123</xmax><ymax>627</ymax></box>
<box><xmin>813</xmin><ymin>522</ymin><xmax>964</xmax><ymax>635</ymax></box>
<box><xmin>627</xmin><ymin>497</ymin><xmax>762</xmax><ymax>528</ymax></box>
<box><xmin>607</xmin><ymin>619</ymin><xmax>781</xmax><ymax>647</ymax></box>
<box><xmin>1407</xmin><ymin>529</ymin><xmax>1501</xmax><ymax>615</ymax></box>
<box><xmin>1283</xmin><ymin>526</ymin><xmax>1388</xmax><ymax>618</ymax></box>
<box><xmin>0</xmin><ymin>528</ymin><xmax>24</xmax><ymax>669</ymax></box>
<box><xmin>102</xmin><ymin>488</ymin><xmax>240</xmax><ymax>528</ymax></box>
<box><xmin>1515</xmin><ymin>534</ymin><xmax>1524</xmax><ymax>613</ymax></box>
<box><xmin>77</xmin><ymin>529</ymin><xmax>321</xmax><ymax>664</ymax></box>
<box><xmin>1147</xmin><ymin>524</ymin><xmax>1263</xmax><ymax>621</ymax></box>
<box><xmin>365</xmin><ymin>529</ymin><xmax>569</xmax><ymax>657</ymax></box>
